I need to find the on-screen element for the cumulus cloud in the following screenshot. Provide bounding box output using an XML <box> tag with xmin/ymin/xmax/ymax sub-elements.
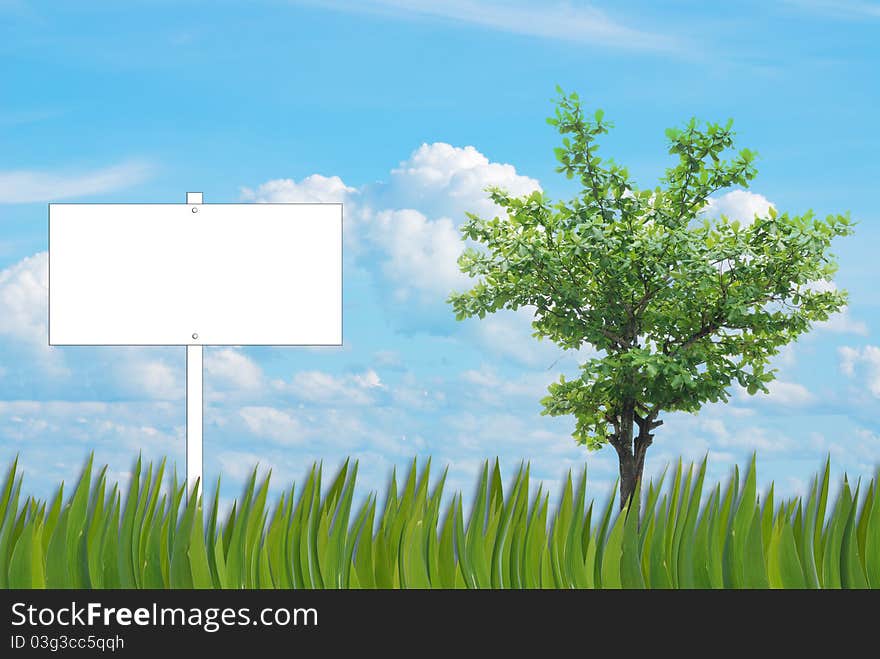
<box><xmin>118</xmin><ymin>358</ymin><xmax>183</xmax><ymax>400</ymax></box>
<box><xmin>239</xmin><ymin>406</ymin><xmax>305</xmax><ymax>445</ymax></box>
<box><xmin>734</xmin><ymin>380</ymin><xmax>814</xmax><ymax>407</ymax></box>
<box><xmin>0</xmin><ymin>251</ymin><xmax>67</xmax><ymax>376</ymax></box>
<box><xmin>469</xmin><ymin>308</ymin><xmax>544</xmax><ymax>365</ymax></box>
<box><xmin>807</xmin><ymin>427</ymin><xmax>880</xmax><ymax>475</ymax></box>
<box><xmin>805</xmin><ymin>281</ymin><xmax>868</xmax><ymax>336</ymax></box>
<box><xmin>242</xmin><ymin>142</ymin><xmax>540</xmax><ymax>326</ymax></box>
<box><xmin>240</xmin><ymin>173</ymin><xmax>356</xmax><ymax>204</ymax></box>
<box><xmin>703</xmin><ymin>194</ymin><xmax>866</xmax><ymax>336</ymax></box>
<box><xmin>372</xmin><ymin>208</ymin><xmax>468</xmax><ymax>302</ymax></box>
<box><xmin>0</xmin><ymin>400</ymin><xmax>184</xmax><ymax>497</ymax></box>
<box><xmin>459</xmin><ymin>367</ymin><xmax>557</xmax><ymax>407</ymax></box>
<box><xmin>704</xmin><ymin>190</ymin><xmax>774</xmax><ymax>226</ymax></box>
<box><xmin>763</xmin><ymin>380</ymin><xmax>815</xmax><ymax>406</ymax></box>
<box><xmin>1</xmin><ymin>251</ymin><xmax>282</xmax><ymax>398</ymax></box>
<box><xmin>694</xmin><ymin>415</ymin><xmax>792</xmax><ymax>452</ymax></box>
<box><xmin>773</xmin><ymin>343</ymin><xmax>797</xmax><ymax>368</ymax></box>
<box><xmin>351</xmin><ymin>369</ymin><xmax>383</xmax><ymax>389</ymax></box>
<box><xmin>205</xmin><ymin>348</ymin><xmax>264</xmax><ymax>391</ymax></box>
<box><xmin>817</xmin><ymin>311</ymin><xmax>869</xmax><ymax>335</ymax></box>
<box><xmin>0</xmin><ymin>251</ymin><xmax>47</xmax><ymax>342</ymax></box>
<box><xmin>463</xmin><ymin>306</ymin><xmax>592</xmax><ymax>369</ymax></box>
<box><xmin>0</xmin><ymin>252</ymin><xmax>199</xmax><ymax>395</ymax></box>
<box><xmin>838</xmin><ymin>345</ymin><xmax>880</xmax><ymax>396</ymax></box>
<box><xmin>216</xmin><ymin>449</ymin><xmax>274</xmax><ymax>482</ymax></box>
<box><xmin>0</xmin><ymin>160</ymin><xmax>152</xmax><ymax>203</ymax></box>
<box><xmin>0</xmin><ymin>399</ymin><xmax>183</xmax><ymax>457</ymax></box>
<box><xmin>276</xmin><ymin>369</ymin><xmax>385</xmax><ymax>405</ymax></box>
<box><xmin>373</xmin><ymin>350</ymin><xmax>403</xmax><ymax>369</ymax></box>
<box><xmin>389</xmin><ymin>373</ymin><xmax>446</xmax><ymax>411</ymax></box>
<box><xmin>93</xmin><ymin>418</ymin><xmax>181</xmax><ymax>455</ymax></box>
<box><xmin>839</xmin><ymin>346</ymin><xmax>860</xmax><ymax>376</ymax></box>
<box><xmin>241</xmin><ymin>142</ymin><xmax>540</xmax><ymax>302</ymax></box>
<box><xmin>380</xmin><ymin>142</ymin><xmax>541</xmax><ymax>221</ymax></box>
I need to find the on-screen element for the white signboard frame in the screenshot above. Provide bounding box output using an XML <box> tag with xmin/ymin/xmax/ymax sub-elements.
<box><xmin>48</xmin><ymin>193</ymin><xmax>343</xmax><ymax>491</ymax></box>
<box><xmin>49</xmin><ymin>200</ymin><xmax>342</xmax><ymax>346</ymax></box>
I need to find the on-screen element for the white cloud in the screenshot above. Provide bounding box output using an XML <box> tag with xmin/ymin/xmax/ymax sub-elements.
<box><xmin>297</xmin><ymin>1</ymin><xmax>678</xmax><ymax>51</ymax></box>
<box><xmin>808</xmin><ymin>427</ymin><xmax>880</xmax><ymax>473</ymax></box>
<box><xmin>803</xmin><ymin>279</ymin><xmax>868</xmax><ymax>335</ymax></box>
<box><xmin>471</xmin><ymin>309</ymin><xmax>543</xmax><ymax>366</ymax></box>
<box><xmin>0</xmin><ymin>251</ymin><xmax>47</xmax><ymax>341</ymax></box>
<box><xmin>205</xmin><ymin>348</ymin><xmax>264</xmax><ymax>390</ymax></box>
<box><xmin>785</xmin><ymin>476</ymin><xmax>809</xmax><ymax>498</ymax></box>
<box><xmin>351</xmin><ymin>369</ymin><xmax>384</xmax><ymax>389</ymax></box>
<box><xmin>362</xmin><ymin>144</ymin><xmax>539</xmax><ymax>307</ymax></box>
<box><xmin>93</xmin><ymin>419</ymin><xmax>181</xmax><ymax>455</ymax></box>
<box><xmin>773</xmin><ymin>343</ymin><xmax>797</xmax><ymax>367</ymax></box>
<box><xmin>278</xmin><ymin>369</ymin><xmax>384</xmax><ymax>405</ymax></box>
<box><xmin>724</xmin><ymin>406</ymin><xmax>757</xmax><ymax>417</ymax></box>
<box><xmin>465</xmin><ymin>306</ymin><xmax>591</xmax><ymax>368</ymax></box>
<box><xmin>704</xmin><ymin>190</ymin><xmax>774</xmax><ymax>226</ymax></box>
<box><xmin>0</xmin><ymin>400</ymin><xmax>184</xmax><ymax>497</ymax></box>
<box><xmin>807</xmin><ymin>279</ymin><xmax>837</xmax><ymax>294</ymax></box>
<box><xmin>372</xmin><ymin>208</ymin><xmax>468</xmax><ymax>302</ymax></box>
<box><xmin>0</xmin><ymin>160</ymin><xmax>152</xmax><ymax>203</ymax></box>
<box><xmin>216</xmin><ymin>449</ymin><xmax>275</xmax><ymax>482</ymax></box>
<box><xmin>0</xmin><ymin>251</ymin><xmax>67</xmax><ymax>376</ymax></box>
<box><xmin>818</xmin><ymin>311</ymin><xmax>869</xmax><ymax>335</ymax></box>
<box><xmin>460</xmin><ymin>366</ymin><xmax>556</xmax><ymax>406</ymax></box>
<box><xmin>839</xmin><ymin>346</ymin><xmax>859</xmax><ymax>376</ymax></box>
<box><xmin>240</xmin><ymin>173</ymin><xmax>356</xmax><ymax>204</ymax></box>
<box><xmin>838</xmin><ymin>345</ymin><xmax>880</xmax><ymax>396</ymax></box>
<box><xmin>239</xmin><ymin>406</ymin><xmax>305</xmax><ymax>444</ymax></box>
<box><xmin>373</xmin><ymin>350</ymin><xmax>403</xmax><ymax>368</ymax></box>
<box><xmin>382</xmin><ymin>142</ymin><xmax>541</xmax><ymax>221</ymax></box>
<box><xmin>381</xmin><ymin>371</ymin><xmax>445</xmax><ymax>412</ymax></box>
<box><xmin>704</xmin><ymin>196</ymin><xmax>866</xmax><ymax>336</ymax></box>
<box><xmin>698</xmin><ymin>417</ymin><xmax>730</xmax><ymax>442</ymax></box>
<box><xmin>0</xmin><ymin>400</ymin><xmax>111</xmax><ymax>418</ymax></box>
<box><xmin>697</xmin><ymin>415</ymin><xmax>792</xmax><ymax>452</ymax></box>
<box><xmin>0</xmin><ymin>251</ymin><xmax>191</xmax><ymax>395</ymax></box>
<box><xmin>763</xmin><ymin>380</ymin><xmax>815</xmax><ymax>406</ymax></box>
<box><xmin>119</xmin><ymin>358</ymin><xmax>183</xmax><ymax>400</ymax></box>
<box><xmin>243</xmin><ymin>142</ymin><xmax>539</xmax><ymax>319</ymax></box>
<box><xmin>733</xmin><ymin>380</ymin><xmax>814</xmax><ymax>407</ymax></box>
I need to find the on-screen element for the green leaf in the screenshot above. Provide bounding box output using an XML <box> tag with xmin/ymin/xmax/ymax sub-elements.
<box><xmin>600</xmin><ymin>509</ymin><xmax>625</xmax><ymax>589</ymax></box>
<box><xmin>767</xmin><ymin>517</ymin><xmax>806</xmax><ymax>589</ymax></box>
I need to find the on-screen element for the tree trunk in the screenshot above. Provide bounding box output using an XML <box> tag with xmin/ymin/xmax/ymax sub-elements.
<box><xmin>614</xmin><ymin>396</ymin><xmax>638</xmax><ymax>513</ymax></box>
<box><xmin>616</xmin><ymin>447</ymin><xmax>638</xmax><ymax>512</ymax></box>
<box><xmin>616</xmin><ymin>445</ymin><xmax>651</xmax><ymax>522</ymax></box>
<box><xmin>614</xmin><ymin>411</ymin><xmax>655</xmax><ymax>517</ymax></box>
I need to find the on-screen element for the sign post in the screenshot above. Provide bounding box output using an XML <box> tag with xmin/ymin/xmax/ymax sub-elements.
<box><xmin>186</xmin><ymin>340</ymin><xmax>203</xmax><ymax>493</ymax></box>
<box><xmin>49</xmin><ymin>193</ymin><xmax>343</xmax><ymax>496</ymax></box>
<box><xmin>185</xmin><ymin>192</ymin><xmax>204</xmax><ymax>493</ymax></box>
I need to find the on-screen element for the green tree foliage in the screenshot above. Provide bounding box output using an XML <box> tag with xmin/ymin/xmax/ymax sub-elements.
<box><xmin>448</xmin><ymin>89</ymin><xmax>853</xmax><ymax>510</ymax></box>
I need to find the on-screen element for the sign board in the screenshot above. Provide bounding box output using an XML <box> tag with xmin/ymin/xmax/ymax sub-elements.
<box><xmin>49</xmin><ymin>203</ymin><xmax>342</xmax><ymax>346</ymax></box>
<box><xmin>49</xmin><ymin>195</ymin><xmax>343</xmax><ymax>493</ymax></box>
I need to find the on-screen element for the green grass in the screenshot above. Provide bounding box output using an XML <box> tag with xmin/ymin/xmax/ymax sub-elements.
<box><xmin>0</xmin><ymin>454</ymin><xmax>877</xmax><ymax>588</ymax></box>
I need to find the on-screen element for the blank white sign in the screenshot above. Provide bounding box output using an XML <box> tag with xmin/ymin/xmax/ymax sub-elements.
<box><xmin>49</xmin><ymin>203</ymin><xmax>342</xmax><ymax>346</ymax></box>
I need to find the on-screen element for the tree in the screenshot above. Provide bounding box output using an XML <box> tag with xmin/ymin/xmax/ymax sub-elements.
<box><xmin>448</xmin><ymin>89</ymin><xmax>853</xmax><ymax>512</ymax></box>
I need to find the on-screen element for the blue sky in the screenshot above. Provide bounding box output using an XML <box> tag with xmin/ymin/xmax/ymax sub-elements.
<box><xmin>1</xmin><ymin>0</ymin><xmax>879</xmax><ymax>506</ymax></box>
